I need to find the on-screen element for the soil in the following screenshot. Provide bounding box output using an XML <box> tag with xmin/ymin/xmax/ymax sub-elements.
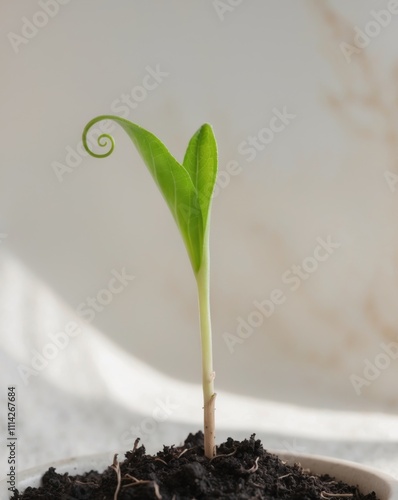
<box><xmin>13</xmin><ymin>431</ymin><xmax>380</xmax><ymax>500</ymax></box>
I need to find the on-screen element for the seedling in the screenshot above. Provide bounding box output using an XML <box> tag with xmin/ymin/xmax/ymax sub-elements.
<box><xmin>82</xmin><ymin>116</ymin><xmax>218</xmax><ymax>458</ymax></box>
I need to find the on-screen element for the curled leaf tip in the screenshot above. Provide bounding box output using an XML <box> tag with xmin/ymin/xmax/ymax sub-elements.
<box><xmin>82</xmin><ymin>116</ymin><xmax>115</xmax><ymax>159</ymax></box>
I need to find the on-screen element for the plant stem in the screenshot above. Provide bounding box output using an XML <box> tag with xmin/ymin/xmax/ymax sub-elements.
<box><xmin>196</xmin><ymin>243</ymin><xmax>216</xmax><ymax>459</ymax></box>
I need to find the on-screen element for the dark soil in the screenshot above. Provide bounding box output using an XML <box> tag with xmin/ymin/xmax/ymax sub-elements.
<box><xmin>13</xmin><ymin>431</ymin><xmax>379</xmax><ymax>500</ymax></box>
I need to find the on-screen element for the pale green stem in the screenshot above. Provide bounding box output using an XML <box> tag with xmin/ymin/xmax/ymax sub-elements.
<box><xmin>196</xmin><ymin>241</ymin><xmax>216</xmax><ymax>459</ymax></box>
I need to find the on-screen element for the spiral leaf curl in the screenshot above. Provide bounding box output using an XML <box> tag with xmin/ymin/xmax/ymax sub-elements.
<box><xmin>81</xmin><ymin>114</ymin><xmax>217</xmax><ymax>276</ymax></box>
<box><xmin>82</xmin><ymin>116</ymin><xmax>115</xmax><ymax>158</ymax></box>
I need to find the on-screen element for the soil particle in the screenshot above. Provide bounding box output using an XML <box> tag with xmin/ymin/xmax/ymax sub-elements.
<box><xmin>13</xmin><ymin>431</ymin><xmax>380</xmax><ymax>499</ymax></box>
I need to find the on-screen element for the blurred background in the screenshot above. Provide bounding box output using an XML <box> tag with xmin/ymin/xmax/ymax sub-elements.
<box><xmin>1</xmin><ymin>0</ymin><xmax>398</xmax><ymax>487</ymax></box>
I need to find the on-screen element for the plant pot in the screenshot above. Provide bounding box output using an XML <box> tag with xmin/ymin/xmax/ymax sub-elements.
<box><xmin>5</xmin><ymin>449</ymin><xmax>398</xmax><ymax>499</ymax></box>
<box><xmin>276</xmin><ymin>451</ymin><xmax>398</xmax><ymax>499</ymax></box>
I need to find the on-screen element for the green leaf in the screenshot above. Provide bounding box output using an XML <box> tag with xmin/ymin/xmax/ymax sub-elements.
<box><xmin>183</xmin><ymin>124</ymin><xmax>218</xmax><ymax>233</ymax></box>
<box><xmin>82</xmin><ymin>115</ymin><xmax>217</xmax><ymax>273</ymax></box>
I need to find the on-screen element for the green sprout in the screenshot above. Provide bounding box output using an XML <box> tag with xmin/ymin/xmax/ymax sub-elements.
<box><xmin>82</xmin><ymin>116</ymin><xmax>218</xmax><ymax>458</ymax></box>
